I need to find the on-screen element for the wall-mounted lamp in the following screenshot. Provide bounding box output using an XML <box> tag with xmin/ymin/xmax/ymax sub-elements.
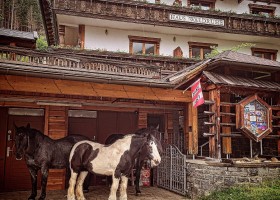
<box><xmin>105</xmin><ymin>29</ymin><xmax>108</xmax><ymax>35</ymax></box>
<box><xmin>173</xmin><ymin>36</ymin><xmax>176</xmax><ymax>42</ymax></box>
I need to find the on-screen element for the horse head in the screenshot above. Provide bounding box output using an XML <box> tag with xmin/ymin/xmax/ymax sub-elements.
<box><xmin>14</xmin><ymin>123</ymin><xmax>31</xmax><ymax>160</ymax></box>
<box><xmin>141</xmin><ymin>127</ymin><xmax>163</xmax><ymax>168</ymax></box>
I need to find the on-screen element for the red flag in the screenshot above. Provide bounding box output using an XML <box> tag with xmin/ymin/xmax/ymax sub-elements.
<box><xmin>191</xmin><ymin>79</ymin><xmax>204</xmax><ymax>108</ymax></box>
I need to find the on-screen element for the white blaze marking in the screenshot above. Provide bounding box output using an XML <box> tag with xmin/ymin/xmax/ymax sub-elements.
<box><xmin>150</xmin><ymin>141</ymin><xmax>161</xmax><ymax>167</ymax></box>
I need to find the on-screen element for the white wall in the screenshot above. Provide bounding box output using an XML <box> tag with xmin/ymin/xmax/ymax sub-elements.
<box><xmin>84</xmin><ymin>26</ymin><xmax>280</xmax><ymax>61</ymax></box>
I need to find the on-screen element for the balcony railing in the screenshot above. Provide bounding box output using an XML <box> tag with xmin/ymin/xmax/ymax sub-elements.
<box><xmin>51</xmin><ymin>0</ymin><xmax>280</xmax><ymax>38</ymax></box>
<box><xmin>0</xmin><ymin>46</ymin><xmax>162</xmax><ymax>79</ymax></box>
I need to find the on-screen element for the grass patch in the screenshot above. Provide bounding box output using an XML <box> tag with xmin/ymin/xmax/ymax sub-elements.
<box><xmin>200</xmin><ymin>179</ymin><xmax>280</xmax><ymax>200</ymax></box>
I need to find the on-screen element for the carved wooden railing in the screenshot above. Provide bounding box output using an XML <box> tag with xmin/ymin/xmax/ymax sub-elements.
<box><xmin>52</xmin><ymin>0</ymin><xmax>280</xmax><ymax>38</ymax></box>
<box><xmin>0</xmin><ymin>46</ymin><xmax>161</xmax><ymax>78</ymax></box>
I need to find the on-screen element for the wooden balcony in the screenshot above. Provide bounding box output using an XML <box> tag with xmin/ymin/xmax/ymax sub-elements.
<box><xmin>0</xmin><ymin>46</ymin><xmax>196</xmax><ymax>84</ymax></box>
<box><xmin>49</xmin><ymin>0</ymin><xmax>280</xmax><ymax>41</ymax></box>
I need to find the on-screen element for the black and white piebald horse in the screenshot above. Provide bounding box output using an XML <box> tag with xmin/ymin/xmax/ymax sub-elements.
<box><xmin>104</xmin><ymin>127</ymin><xmax>163</xmax><ymax>195</ymax></box>
<box><xmin>14</xmin><ymin>123</ymin><xmax>89</xmax><ymax>200</ymax></box>
<box><xmin>67</xmin><ymin>128</ymin><xmax>162</xmax><ymax>200</ymax></box>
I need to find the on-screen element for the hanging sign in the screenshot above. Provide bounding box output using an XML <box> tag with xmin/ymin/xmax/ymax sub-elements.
<box><xmin>169</xmin><ymin>13</ymin><xmax>225</xmax><ymax>26</ymax></box>
<box><xmin>191</xmin><ymin>79</ymin><xmax>204</xmax><ymax>108</ymax></box>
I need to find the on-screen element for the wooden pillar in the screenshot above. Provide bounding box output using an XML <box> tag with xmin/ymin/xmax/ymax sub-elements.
<box><xmin>222</xmin><ymin>94</ymin><xmax>232</xmax><ymax>155</ymax></box>
<box><xmin>44</xmin><ymin>105</ymin><xmax>49</xmax><ymax>136</ymax></box>
<box><xmin>46</xmin><ymin>106</ymin><xmax>68</xmax><ymax>190</ymax></box>
<box><xmin>209</xmin><ymin>89</ymin><xmax>218</xmax><ymax>158</ymax></box>
<box><xmin>216</xmin><ymin>88</ymin><xmax>221</xmax><ymax>159</ymax></box>
<box><xmin>188</xmin><ymin>103</ymin><xmax>198</xmax><ymax>155</ymax></box>
<box><xmin>184</xmin><ymin>103</ymin><xmax>189</xmax><ymax>153</ymax></box>
<box><xmin>79</xmin><ymin>24</ymin><xmax>85</xmax><ymax>49</ymax></box>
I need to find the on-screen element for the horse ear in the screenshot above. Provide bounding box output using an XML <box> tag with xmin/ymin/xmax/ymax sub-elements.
<box><xmin>156</xmin><ymin>124</ymin><xmax>159</xmax><ymax>130</ymax></box>
<box><xmin>26</xmin><ymin>123</ymin><xmax>30</xmax><ymax>129</ymax></box>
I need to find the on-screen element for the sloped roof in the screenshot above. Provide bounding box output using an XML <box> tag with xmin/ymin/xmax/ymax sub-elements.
<box><xmin>168</xmin><ymin>50</ymin><xmax>280</xmax><ymax>87</ymax></box>
<box><xmin>214</xmin><ymin>50</ymin><xmax>280</xmax><ymax>68</ymax></box>
<box><xmin>0</xmin><ymin>28</ymin><xmax>38</xmax><ymax>40</ymax></box>
<box><xmin>203</xmin><ymin>71</ymin><xmax>280</xmax><ymax>91</ymax></box>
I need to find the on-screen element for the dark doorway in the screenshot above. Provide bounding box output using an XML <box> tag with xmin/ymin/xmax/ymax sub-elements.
<box><xmin>67</xmin><ymin>110</ymin><xmax>138</xmax><ymax>186</ymax></box>
<box><xmin>2</xmin><ymin>108</ymin><xmax>44</xmax><ymax>192</ymax></box>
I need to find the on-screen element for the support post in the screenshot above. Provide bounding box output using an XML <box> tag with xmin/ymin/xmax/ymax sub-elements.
<box><xmin>209</xmin><ymin>89</ymin><xmax>217</xmax><ymax>158</ymax></box>
<box><xmin>222</xmin><ymin>94</ymin><xmax>232</xmax><ymax>155</ymax></box>
<box><xmin>187</xmin><ymin>103</ymin><xmax>198</xmax><ymax>156</ymax></box>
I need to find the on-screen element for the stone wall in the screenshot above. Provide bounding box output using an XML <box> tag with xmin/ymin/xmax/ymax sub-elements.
<box><xmin>186</xmin><ymin>160</ymin><xmax>280</xmax><ymax>199</ymax></box>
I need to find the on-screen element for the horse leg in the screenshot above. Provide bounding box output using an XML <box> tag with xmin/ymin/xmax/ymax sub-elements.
<box><xmin>108</xmin><ymin>174</ymin><xmax>120</xmax><ymax>200</ymax></box>
<box><xmin>28</xmin><ymin>167</ymin><xmax>38</xmax><ymax>200</ymax></box>
<box><xmin>119</xmin><ymin>176</ymin><xmax>128</xmax><ymax>200</ymax></box>
<box><xmin>67</xmin><ymin>170</ymin><xmax>78</xmax><ymax>200</ymax></box>
<box><xmin>39</xmin><ymin>165</ymin><xmax>49</xmax><ymax>200</ymax></box>
<box><xmin>75</xmin><ymin>171</ymin><xmax>88</xmax><ymax>200</ymax></box>
<box><xmin>135</xmin><ymin>159</ymin><xmax>144</xmax><ymax>196</ymax></box>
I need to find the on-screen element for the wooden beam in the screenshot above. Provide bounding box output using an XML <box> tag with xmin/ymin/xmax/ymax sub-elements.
<box><xmin>79</xmin><ymin>24</ymin><xmax>85</xmax><ymax>49</ymax></box>
<box><xmin>0</xmin><ymin>75</ymin><xmax>192</xmax><ymax>103</ymax></box>
<box><xmin>222</xmin><ymin>94</ymin><xmax>232</xmax><ymax>155</ymax></box>
<box><xmin>216</xmin><ymin>88</ymin><xmax>221</xmax><ymax>159</ymax></box>
<box><xmin>209</xmin><ymin>89</ymin><xmax>217</xmax><ymax>158</ymax></box>
<box><xmin>188</xmin><ymin>103</ymin><xmax>198</xmax><ymax>155</ymax></box>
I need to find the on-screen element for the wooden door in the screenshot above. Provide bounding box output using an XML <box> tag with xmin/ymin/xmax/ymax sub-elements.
<box><xmin>4</xmin><ymin>113</ymin><xmax>44</xmax><ymax>191</ymax></box>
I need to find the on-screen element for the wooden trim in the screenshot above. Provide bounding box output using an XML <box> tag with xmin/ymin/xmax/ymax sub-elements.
<box><xmin>251</xmin><ymin>47</ymin><xmax>278</xmax><ymax>60</ymax></box>
<box><xmin>188</xmin><ymin>42</ymin><xmax>217</xmax><ymax>59</ymax></box>
<box><xmin>128</xmin><ymin>35</ymin><xmax>161</xmax><ymax>55</ymax></box>
<box><xmin>249</xmin><ymin>3</ymin><xmax>276</xmax><ymax>16</ymax></box>
<box><xmin>128</xmin><ymin>35</ymin><xmax>161</xmax><ymax>43</ymax></box>
<box><xmin>188</xmin><ymin>42</ymin><xmax>218</xmax><ymax>47</ymax></box>
<box><xmin>188</xmin><ymin>0</ymin><xmax>216</xmax><ymax>9</ymax></box>
<box><xmin>79</xmin><ymin>24</ymin><xmax>85</xmax><ymax>49</ymax></box>
<box><xmin>0</xmin><ymin>75</ymin><xmax>192</xmax><ymax>103</ymax></box>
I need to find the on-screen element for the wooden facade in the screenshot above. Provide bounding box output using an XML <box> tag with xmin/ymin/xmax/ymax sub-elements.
<box><xmin>175</xmin><ymin>51</ymin><xmax>280</xmax><ymax>159</ymax></box>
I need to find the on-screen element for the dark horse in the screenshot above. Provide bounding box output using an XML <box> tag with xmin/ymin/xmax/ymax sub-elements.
<box><xmin>104</xmin><ymin>127</ymin><xmax>163</xmax><ymax>196</ymax></box>
<box><xmin>67</xmin><ymin>127</ymin><xmax>162</xmax><ymax>200</ymax></box>
<box><xmin>14</xmin><ymin>123</ymin><xmax>89</xmax><ymax>200</ymax></box>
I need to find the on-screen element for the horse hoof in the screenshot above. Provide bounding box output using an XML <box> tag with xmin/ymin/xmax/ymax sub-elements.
<box><xmin>135</xmin><ymin>192</ymin><xmax>141</xmax><ymax>196</ymax></box>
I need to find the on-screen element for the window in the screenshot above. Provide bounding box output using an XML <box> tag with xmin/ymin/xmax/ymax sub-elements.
<box><xmin>59</xmin><ymin>25</ymin><xmax>79</xmax><ymax>47</ymax></box>
<box><xmin>129</xmin><ymin>36</ymin><xmax>160</xmax><ymax>55</ymax></box>
<box><xmin>252</xmin><ymin>48</ymin><xmax>278</xmax><ymax>61</ymax></box>
<box><xmin>249</xmin><ymin>4</ymin><xmax>276</xmax><ymax>17</ymax></box>
<box><xmin>189</xmin><ymin>42</ymin><xmax>217</xmax><ymax>59</ymax></box>
<box><xmin>188</xmin><ymin>0</ymin><xmax>215</xmax><ymax>10</ymax></box>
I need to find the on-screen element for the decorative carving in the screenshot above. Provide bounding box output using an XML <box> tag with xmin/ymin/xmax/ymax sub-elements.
<box><xmin>48</xmin><ymin>0</ymin><xmax>280</xmax><ymax>47</ymax></box>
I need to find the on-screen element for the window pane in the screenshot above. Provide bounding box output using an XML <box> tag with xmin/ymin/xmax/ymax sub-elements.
<box><xmin>192</xmin><ymin>47</ymin><xmax>201</xmax><ymax>59</ymax></box>
<box><xmin>201</xmin><ymin>3</ymin><xmax>211</xmax><ymax>10</ymax></box>
<box><xmin>133</xmin><ymin>42</ymin><xmax>143</xmax><ymax>54</ymax></box>
<box><xmin>264</xmin><ymin>53</ymin><xmax>273</xmax><ymax>60</ymax></box>
<box><xmin>203</xmin><ymin>48</ymin><xmax>211</xmax><ymax>59</ymax></box>
<box><xmin>145</xmin><ymin>43</ymin><xmax>155</xmax><ymax>55</ymax></box>
<box><xmin>253</xmin><ymin>52</ymin><xmax>263</xmax><ymax>58</ymax></box>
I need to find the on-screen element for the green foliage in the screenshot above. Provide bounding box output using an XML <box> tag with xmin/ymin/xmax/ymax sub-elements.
<box><xmin>205</xmin><ymin>43</ymin><xmax>255</xmax><ymax>59</ymax></box>
<box><xmin>200</xmin><ymin>179</ymin><xmax>280</xmax><ymax>200</ymax></box>
<box><xmin>36</xmin><ymin>35</ymin><xmax>48</xmax><ymax>50</ymax></box>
